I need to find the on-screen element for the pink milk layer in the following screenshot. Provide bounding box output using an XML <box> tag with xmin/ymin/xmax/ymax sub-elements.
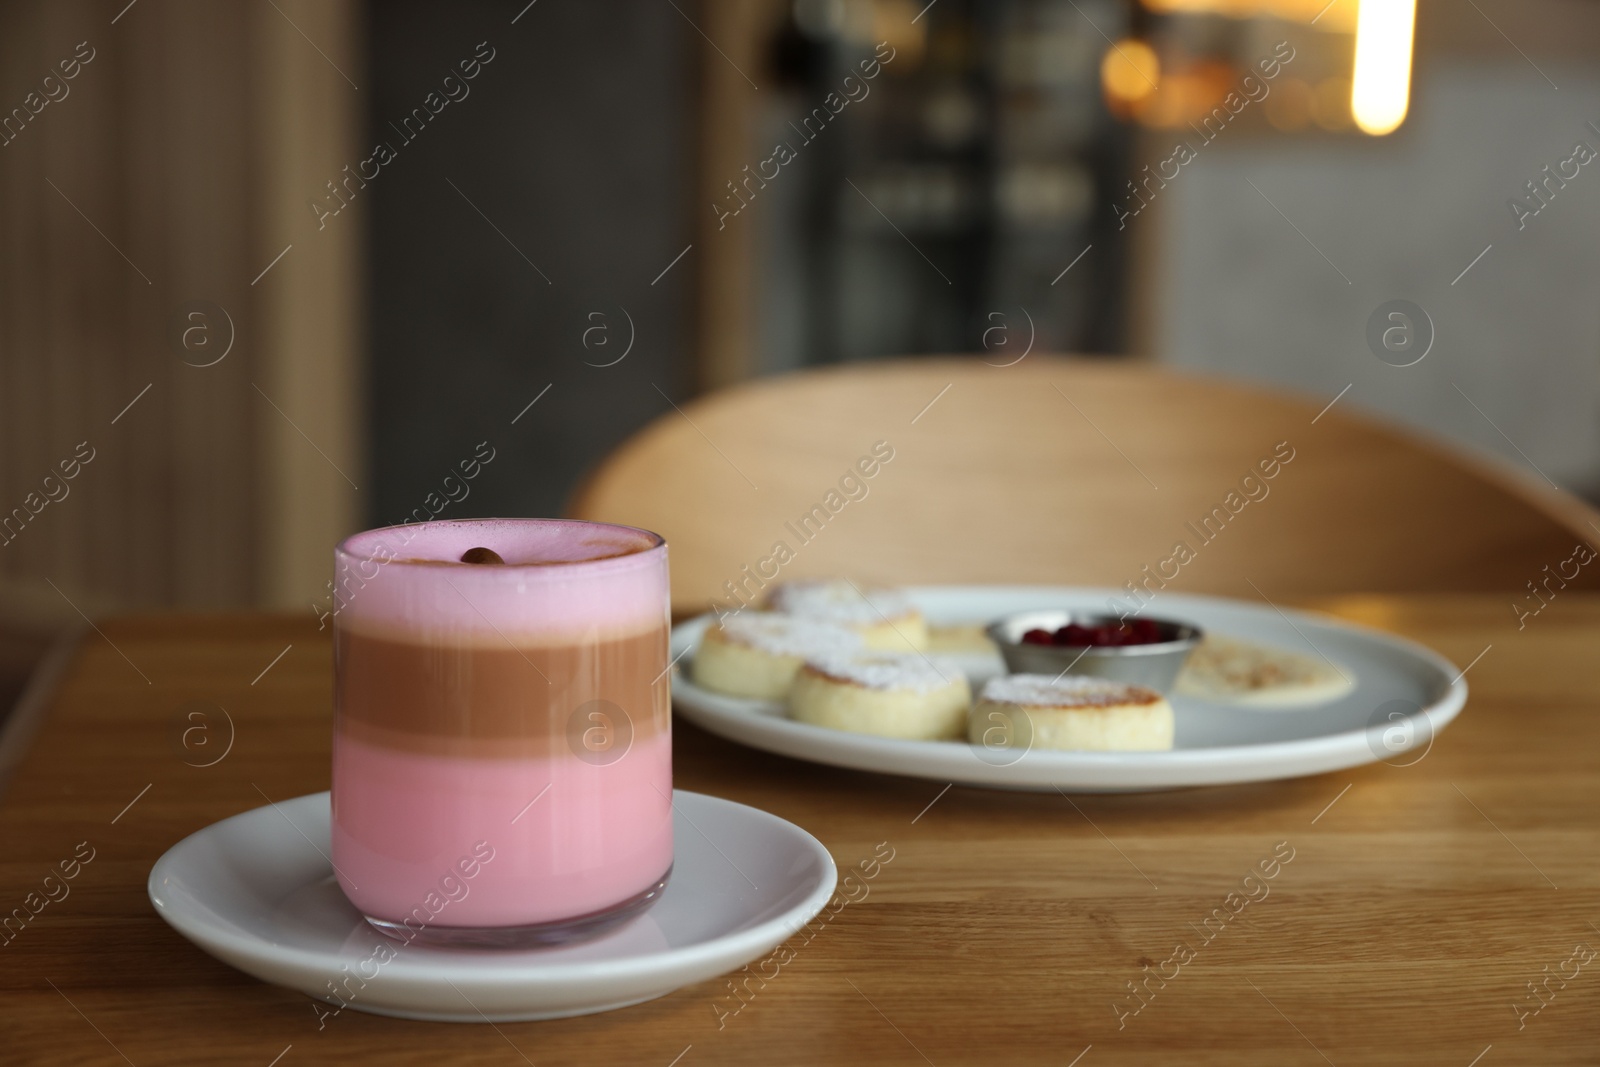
<box><xmin>333</xmin><ymin>518</ymin><xmax>669</xmax><ymax>641</ymax></box>
<box><xmin>332</xmin><ymin>730</ymin><xmax>674</xmax><ymax>927</ymax></box>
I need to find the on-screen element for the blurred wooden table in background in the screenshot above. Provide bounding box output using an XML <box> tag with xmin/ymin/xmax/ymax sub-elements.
<box><xmin>1</xmin><ymin>596</ymin><xmax>1597</xmax><ymax>1065</ymax></box>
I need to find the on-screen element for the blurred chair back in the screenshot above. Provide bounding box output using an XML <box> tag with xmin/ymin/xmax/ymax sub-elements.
<box><xmin>569</xmin><ymin>358</ymin><xmax>1600</xmax><ymax>616</ymax></box>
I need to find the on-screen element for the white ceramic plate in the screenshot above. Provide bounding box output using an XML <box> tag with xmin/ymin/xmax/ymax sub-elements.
<box><xmin>148</xmin><ymin>790</ymin><xmax>836</xmax><ymax>1022</ymax></box>
<box><xmin>670</xmin><ymin>586</ymin><xmax>1466</xmax><ymax>793</ymax></box>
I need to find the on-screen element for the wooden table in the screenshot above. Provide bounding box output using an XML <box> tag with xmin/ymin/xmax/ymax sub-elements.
<box><xmin>2</xmin><ymin>596</ymin><xmax>1597</xmax><ymax>1065</ymax></box>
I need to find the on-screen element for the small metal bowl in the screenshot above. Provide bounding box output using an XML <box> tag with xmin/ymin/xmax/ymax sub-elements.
<box><xmin>985</xmin><ymin>611</ymin><xmax>1203</xmax><ymax>693</ymax></box>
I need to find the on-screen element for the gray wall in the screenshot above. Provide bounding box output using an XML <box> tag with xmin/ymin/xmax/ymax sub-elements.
<box><xmin>1147</xmin><ymin>25</ymin><xmax>1600</xmax><ymax>494</ymax></box>
<box><xmin>367</xmin><ymin>0</ymin><xmax>695</xmax><ymax>526</ymax></box>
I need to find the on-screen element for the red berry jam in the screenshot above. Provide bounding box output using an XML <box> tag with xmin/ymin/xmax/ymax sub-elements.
<box><xmin>1021</xmin><ymin>619</ymin><xmax>1165</xmax><ymax>648</ymax></box>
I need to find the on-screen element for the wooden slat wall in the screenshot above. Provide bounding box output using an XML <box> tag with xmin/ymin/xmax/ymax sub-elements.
<box><xmin>0</xmin><ymin>0</ymin><xmax>363</xmax><ymax>618</ymax></box>
<box><xmin>692</xmin><ymin>0</ymin><xmax>787</xmax><ymax>391</ymax></box>
<box><xmin>251</xmin><ymin>0</ymin><xmax>366</xmax><ymax>611</ymax></box>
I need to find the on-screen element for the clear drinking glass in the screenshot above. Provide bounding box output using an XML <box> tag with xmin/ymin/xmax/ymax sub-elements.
<box><xmin>330</xmin><ymin>518</ymin><xmax>673</xmax><ymax>947</ymax></box>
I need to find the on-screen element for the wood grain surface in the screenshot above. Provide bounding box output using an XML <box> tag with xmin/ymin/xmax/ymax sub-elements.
<box><xmin>1</xmin><ymin>597</ymin><xmax>1598</xmax><ymax>1065</ymax></box>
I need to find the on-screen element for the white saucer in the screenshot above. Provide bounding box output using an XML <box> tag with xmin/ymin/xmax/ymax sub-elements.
<box><xmin>148</xmin><ymin>790</ymin><xmax>836</xmax><ymax>1022</ymax></box>
<box><xmin>671</xmin><ymin>586</ymin><xmax>1467</xmax><ymax>793</ymax></box>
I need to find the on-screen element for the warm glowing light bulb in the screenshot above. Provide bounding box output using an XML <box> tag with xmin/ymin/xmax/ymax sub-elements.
<box><xmin>1101</xmin><ymin>39</ymin><xmax>1161</xmax><ymax>105</ymax></box>
<box><xmin>1351</xmin><ymin>0</ymin><xmax>1416</xmax><ymax>135</ymax></box>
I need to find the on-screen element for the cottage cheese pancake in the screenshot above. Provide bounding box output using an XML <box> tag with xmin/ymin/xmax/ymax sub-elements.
<box><xmin>788</xmin><ymin>650</ymin><xmax>969</xmax><ymax>740</ymax></box>
<box><xmin>970</xmin><ymin>674</ymin><xmax>1174</xmax><ymax>752</ymax></box>
<box><xmin>692</xmin><ymin>612</ymin><xmax>863</xmax><ymax>700</ymax></box>
<box><xmin>1175</xmin><ymin>635</ymin><xmax>1353</xmax><ymax>707</ymax></box>
<box><xmin>764</xmin><ymin>579</ymin><xmax>928</xmax><ymax>651</ymax></box>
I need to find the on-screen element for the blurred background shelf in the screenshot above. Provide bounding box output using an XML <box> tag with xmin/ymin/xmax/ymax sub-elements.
<box><xmin>0</xmin><ymin>0</ymin><xmax>1597</xmax><ymax>620</ymax></box>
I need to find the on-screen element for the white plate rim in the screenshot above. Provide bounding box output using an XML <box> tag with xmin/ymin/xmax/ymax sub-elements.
<box><xmin>148</xmin><ymin>789</ymin><xmax>839</xmax><ymax>994</ymax></box>
<box><xmin>669</xmin><ymin>585</ymin><xmax>1467</xmax><ymax>790</ymax></box>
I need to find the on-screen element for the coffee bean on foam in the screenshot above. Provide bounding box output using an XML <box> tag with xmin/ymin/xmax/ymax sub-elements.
<box><xmin>460</xmin><ymin>546</ymin><xmax>504</xmax><ymax>564</ymax></box>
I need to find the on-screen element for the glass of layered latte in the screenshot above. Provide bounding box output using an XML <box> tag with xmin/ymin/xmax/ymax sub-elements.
<box><xmin>330</xmin><ymin>518</ymin><xmax>672</xmax><ymax>947</ymax></box>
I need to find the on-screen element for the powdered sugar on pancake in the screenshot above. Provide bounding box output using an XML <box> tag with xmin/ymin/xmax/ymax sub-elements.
<box><xmin>981</xmin><ymin>674</ymin><xmax>1162</xmax><ymax>708</ymax></box>
<box><xmin>766</xmin><ymin>580</ymin><xmax>917</xmax><ymax>626</ymax></box>
<box><xmin>802</xmin><ymin>650</ymin><xmax>963</xmax><ymax>692</ymax></box>
<box><xmin>715</xmin><ymin>613</ymin><xmax>863</xmax><ymax>657</ymax></box>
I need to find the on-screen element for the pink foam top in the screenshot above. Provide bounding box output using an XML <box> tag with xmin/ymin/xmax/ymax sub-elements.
<box><xmin>333</xmin><ymin>519</ymin><xmax>668</xmax><ymax>642</ymax></box>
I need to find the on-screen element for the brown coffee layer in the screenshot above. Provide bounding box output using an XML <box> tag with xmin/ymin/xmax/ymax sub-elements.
<box><xmin>333</xmin><ymin>717</ymin><xmax>672</xmax><ymax>760</ymax></box>
<box><xmin>335</xmin><ymin>625</ymin><xmax>669</xmax><ymax>750</ymax></box>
